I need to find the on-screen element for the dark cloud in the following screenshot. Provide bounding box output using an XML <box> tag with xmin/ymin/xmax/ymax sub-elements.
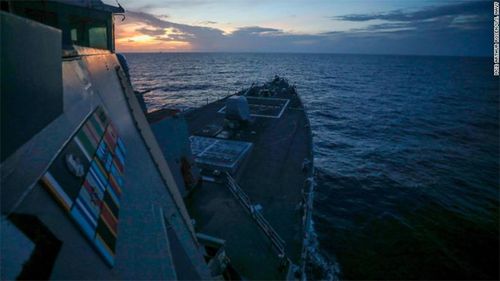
<box><xmin>118</xmin><ymin>1</ymin><xmax>491</xmax><ymax>56</ymax></box>
<box><xmin>154</xmin><ymin>33</ymin><xmax>195</xmax><ymax>42</ymax></box>
<box><xmin>155</xmin><ymin>0</ymin><xmax>210</xmax><ymax>8</ymax></box>
<box><xmin>127</xmin><ymin>11</ymin><xmax>222</xmax><ymax>35</ymax></box>
<box><xmin>322</xmin><ymin>0</ymin><xmax>491</xmax><ymax>55</ymax></box>
<box><xmin>125</xmin><ymin>11</ymin><xmax>225</xmax><ymax>49</ymax></box>
<box><xmin>200</xmin><ymin>20</ymin><xmax>218</xmax><ymax>25</ymax></box>
<box><xmin>231</xmin><ymin>26</ymin><xmax>283</xmax><ymax>36</ymax></box>
<box><xmin>125</xmin><ymin>0</ymin><xmax>209</xmax><ymax>11</ymax></box>
<box><xmin>333</xmin><ymin>1</ymin><xmax>489</xmax><ymax>22</ymax></box>
<box><xmin>135</xmin><ymin>27</ymin><xmax>166</xmax><ymax>36</ymax></box>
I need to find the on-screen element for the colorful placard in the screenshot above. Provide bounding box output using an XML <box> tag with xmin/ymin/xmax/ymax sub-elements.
<box><xmin>39</xmin><ymin>107</ymin><xmax>126</xmax><ymax>266</ymax></box>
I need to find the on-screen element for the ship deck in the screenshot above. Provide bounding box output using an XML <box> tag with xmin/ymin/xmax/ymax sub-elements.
<box><xmin>184</xmin><ymin>81</ymin><xmax>313</xmax><ymax>279</ymax></box>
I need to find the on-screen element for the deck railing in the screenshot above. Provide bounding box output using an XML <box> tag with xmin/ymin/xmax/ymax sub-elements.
<box><xmin>225</xmin><ymin>172</ymin><xmax>286</xmax><ymax>256</ymax></box>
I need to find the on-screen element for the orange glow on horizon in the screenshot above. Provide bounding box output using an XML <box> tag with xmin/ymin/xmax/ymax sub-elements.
<box><xmin>115</xmin><ymin>21</ymin><xmax>192</xmax><ymax>52</ymax></box>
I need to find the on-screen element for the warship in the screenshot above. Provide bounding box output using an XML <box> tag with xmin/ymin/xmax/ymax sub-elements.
<box><xmin>0</xmin><ymin>1</ymin><xmax>315</xmax><ymax>280</ymax></box>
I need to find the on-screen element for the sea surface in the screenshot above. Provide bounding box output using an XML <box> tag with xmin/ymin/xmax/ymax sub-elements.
<box><xmin>125</xmin><ymin>53</ymin><xmax>499</xmax><ymax>280</ymax></box>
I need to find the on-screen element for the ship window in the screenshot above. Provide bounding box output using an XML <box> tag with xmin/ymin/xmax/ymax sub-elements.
<box><xmin>89</xmin><ymin>26</ymin><xmax>108</xmax><ymax>49</ymax></box>
<box><xmin>71</xmin><ymin>28</ymin><xmax>78</xmax><ymax>42</ymax></box>
<box><xmin>69</xmin><ymin>16</ymin><xmax>109</xmax><ymax>50</ymax></box>
<box><xmin>69</xmin><ymin>16</ymin><xmax>87</xmax><ymax>46</ymax></box>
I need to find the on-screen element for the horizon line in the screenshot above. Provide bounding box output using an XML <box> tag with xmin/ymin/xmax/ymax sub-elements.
<box><xmin>117</xmin><ymin>51</ymin><xmax>492</xmax><ymax>59</ymax></box>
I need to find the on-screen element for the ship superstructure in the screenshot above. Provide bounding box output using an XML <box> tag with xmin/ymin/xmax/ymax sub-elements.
<box><xmin>1</xmin><ymin>1</ymin><xmax>225</xmax><ymax>279</ymax></box>
<box><xmin>0</xmin><ymin>1</ymin><xmax>314</xmax><ymax>280</ymax></box>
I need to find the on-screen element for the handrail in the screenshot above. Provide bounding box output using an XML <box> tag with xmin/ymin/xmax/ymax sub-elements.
<box><xmin>225</xmin><ymin>172</ymin><xmax>287</xmax><ymax>256</ymax></box>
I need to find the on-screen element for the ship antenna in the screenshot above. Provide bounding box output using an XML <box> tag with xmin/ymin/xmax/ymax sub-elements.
<box><xmin>115</xmin><ymin>0</ymin><xmax>126</xmax><ymax>21</ymax></box>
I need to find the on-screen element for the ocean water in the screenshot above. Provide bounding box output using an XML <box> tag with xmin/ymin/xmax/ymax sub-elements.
<box><xmin>125</xmin><ymin>53</ymin><xmax>499</xmax><ymax>280</ymax></box>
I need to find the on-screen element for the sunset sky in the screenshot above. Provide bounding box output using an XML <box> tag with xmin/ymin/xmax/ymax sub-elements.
<box><xmin>106</xmin><ymin>0</ymin><xmax>492</xmax><ymax>56</ymax></box>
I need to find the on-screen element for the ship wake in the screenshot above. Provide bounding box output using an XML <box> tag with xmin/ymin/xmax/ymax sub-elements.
<box><xmin>304</xmin><ymin>218</ymin><xmax>342</xmax><ymax>281</ymax></box>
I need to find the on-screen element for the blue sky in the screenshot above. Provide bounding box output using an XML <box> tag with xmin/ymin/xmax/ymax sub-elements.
<box><xmin>108</xmin><ymin>0</ymin><xmax>492</xmax><ymax>56</ymax></box>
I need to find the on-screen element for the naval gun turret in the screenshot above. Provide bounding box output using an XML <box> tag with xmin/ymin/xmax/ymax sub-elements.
<box><xmin>225</xmin><ymin>95</ymin><xmax>251</xmax><ymax>122</ymax></box>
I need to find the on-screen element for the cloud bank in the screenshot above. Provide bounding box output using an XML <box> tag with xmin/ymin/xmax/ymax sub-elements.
<box><xmin>115</xmin><ymin>1</ymin><xmax>491</xmax><ymax>56</ymax></box>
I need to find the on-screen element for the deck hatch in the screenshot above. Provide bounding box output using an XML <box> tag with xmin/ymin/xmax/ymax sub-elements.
<box><xmin>190</xmin><ymin>136</ymin><xmax>252</xmax><ymax>172</ymax></box>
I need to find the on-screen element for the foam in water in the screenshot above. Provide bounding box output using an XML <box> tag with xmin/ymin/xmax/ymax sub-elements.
<box><xmin>304</xmin><ymin>183</ymin><xmax>341</xmax><ymax>281</ymax></box>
